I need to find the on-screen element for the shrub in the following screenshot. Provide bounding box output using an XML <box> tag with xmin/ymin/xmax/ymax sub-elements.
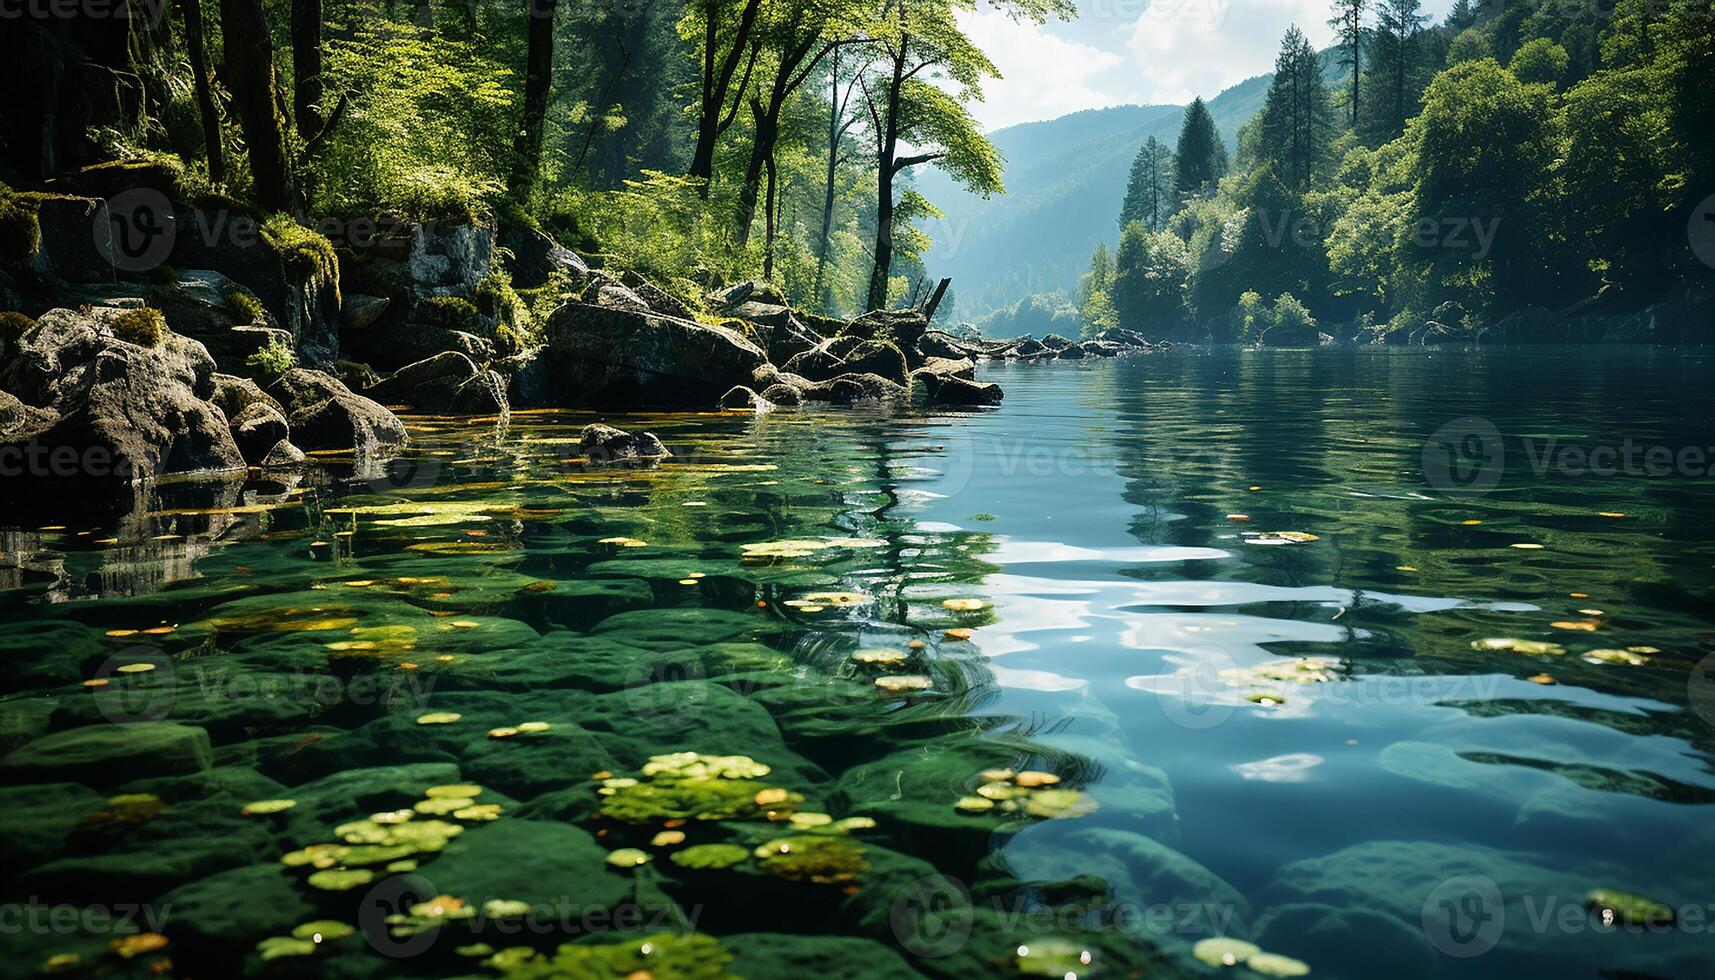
<box><xmin>247</xmin><ymin>335</ymin><xmax>298</xmax><ymax>376</ymax></box>
<box><xmin>1271</xmin><ymin>292</ymin><xmax>1317</xmax><ymax>333</ymax></box>
<box><xmin>110</xmin><ymin>307</ymin><xmax>168</xmax><ymax>347</ymax></box>
<box><xmin>260</xmin><ymin>215</ymin><xmax>340</xmax><ymax>290</ymax></box>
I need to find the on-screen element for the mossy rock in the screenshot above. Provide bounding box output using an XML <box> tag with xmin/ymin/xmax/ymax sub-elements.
<box><xmin>0</xmin><ymin>782</ymin><xmax>105</xmax><ymax>870</ymax></box>
<box><xmin>109</xmin><ymin>306</ymin><xmax>169</xmax><ymax>346</ymax></box>
<box><xmin>588</xmin><ymin>607</ymin><xmax>787</xmax><ymax>651</ymax></box>
<box><xmin>458</xmin><ymin>721</ymin><xmax>617</xmax><ymax>800</ymax></box>
<box><xmin>0</xmin><ymin>184</ymin><xmax>42</xmax><ymax>264</ymax></box>
<box><xmin>0</xmin><ymin>722</ymin><xmax>212</xmax><ymax>788</ymax></box>
<box><xmin>724</xmin><ymin>933</ymin><xmax>923</xmax><ymax>980</ymax></box>
<box><xmin>418</xmin><ymin>818</ymin><xmax>630</xmax><ymax>915</ymax></box>
<box><xmin>158</xmin><ymin>862</ymin><xmax>319</xmax><ymax>945</ymax></box>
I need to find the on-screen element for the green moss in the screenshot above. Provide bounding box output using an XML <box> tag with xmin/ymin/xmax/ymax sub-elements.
<box><xmin>418</xmin><ymin>295</ymin><xmax>483</xmax><ymax>331</ymax></box>
<box><xmin>492</xmin><ymin>932</ymin><xmax>737</xmax><ymax>980</ymax></box>
<box><xmin>110</xmin><ymin>307</ymin><xmax>168</xmax><ymax>347</ymax></box>
<box><xmin>0</xmin><ymin>185</ymin><xmax>42</xmax><ymax>265</ymax></box>
<box><xmin>260</xmin><ymin>215</ymin><xmax>340</xmax><ymax>294</ymax></box>
<box><xmin>247</xmin><ymin>336</ymin><xmax>297</xmax><ymax>377</ymax></box>
<box><xmin>0</xmin><ymin>311</ymin><xmax>37</xmax><ymax>357</ymax></box>
<box><xmin>223</xmin><ymin>283</ymin><xmax>266</xmax><ymax>324</ymax></box>
<box><xmin>598</xmin><ymin>776</ymin><xmax>799</xmax><ymax>824</ymax></box>
<box><xmin>750</xmin><ymin>834</ymin><xmax>868</xmax><ymax>884</ymax></box>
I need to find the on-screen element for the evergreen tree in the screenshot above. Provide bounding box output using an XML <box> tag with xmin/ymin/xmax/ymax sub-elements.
<box><xmin>1258</xmin><ymin>26</ymin><xmax>1335</xmax><ymax>192</ymax></box>
<box><xmin>1328</xmin><ymin>0</ymin><xmax>1368</xmax><ymax>126</ymax></box>
<box><xmin>1120</xmin><ymin>136</ymin><xmax>1173</xmax><ymax>229</ymax></box>
<box><xmin>1361</xmin><ymin>0</ymin><xmax>1427</xmax><ymax>142</ymax></box>
<box><xmin>1174</xmin><ymin>98</ymin><xmax>1228</xmax><ymax>201</ymax></box>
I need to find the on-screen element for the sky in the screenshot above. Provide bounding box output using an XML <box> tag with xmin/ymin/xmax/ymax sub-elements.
<box><xmin>959</xmin><ymin>0</ymin><xmax>1457</xmax><ymax>132</ymax></box>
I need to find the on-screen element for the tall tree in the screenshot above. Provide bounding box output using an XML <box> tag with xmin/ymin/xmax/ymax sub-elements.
<box><xmin>219</xmin><ymin>0</ymin><xmax>292</xmax><ymax>210</ymax></box>
<box><xmin>1173</xmin><ymin>97</ymin><xmax>1228</xmax><ymax>201</ymax></box>
<box><xmin>1328</xmin><ymin>0</ymin><xmax>1367</xmax><ymax>125</ymax></box>
<box><xmin>815</xmin><ymin>45</ymin><xmax>867</xmax><ymax>308</ymax></box>
<box><xmin>291</xmin><ymin>0</ymin><xmax>324</xmax><ymax>139</ymax></box>
<box><xmin>1258</xmin><ymin>25</ymin><xmax>1334</xmax><ymax>191</ymax></box>
<box><xmin>177</xmin><ymin>0</ymin><xmax>225</xmax><ymax>186</ymax></box>
<box><xmin>509</xmin><ymin>0</ymin><xmax>557</xmax><ymax>198</ymax></box>
<box><xmin>1120</xmin><ymin>136</ymin><xmax>1172</xmax><ymax>230</ymax></box>
<box><xmin>686</xmin><ymin>0</ymin><xmax>765</xmax><ymax>191</ymax></box>
<box><xmin>1362</xmin><ymin>0</ymin><xmax>1426</xmax><ymax>141</ymax></box>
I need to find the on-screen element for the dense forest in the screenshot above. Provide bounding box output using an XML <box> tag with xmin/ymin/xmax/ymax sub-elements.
<box><xmin>0</xmin><ymin>0</ymin><xmax>1079</xmax><ymax>329</ymax></box>
<box><xmin>1071</xmin><ymin>0</ymin><xmax>1715</xmax><ymax>342</ymax></box>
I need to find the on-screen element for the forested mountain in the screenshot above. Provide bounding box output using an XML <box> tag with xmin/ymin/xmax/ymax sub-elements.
<box><xmin>919</xmin><ymin>54</ymin><xmax>1348</xmax><ymax>317</ymax></box>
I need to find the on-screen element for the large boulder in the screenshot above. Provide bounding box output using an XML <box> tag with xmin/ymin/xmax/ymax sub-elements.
<box><xmin>267</xmin><ymin>368</ymin><xmax>405</xmax><ymax>452</ymax></box>
<box><xmin>619</xmin><ymin>271</ymin><xmax>699</xmax><ymax>321</ymax></box>
<box><xmin>367</xmin><ymin>351</ymin><xmax>509</xmax><ymax>415</ymax></box>
<box><xmin>920</xmin><ymin>372</ymin><xmax>1003</xmax><ymax>407</ymax></box>
<box><xmin>0</xmin><ymin>306</ymin><xmax>244</xmax><ymax>481</ymax></box>
<box><xmin>911</xmin><ymin>356</ymin><xmax>975</xmax><ymax>383</ymax></box>
<box><xmin>1258</xmin><ymin>320</ymin><xmax>1329</xmax><ymax>347</ymax></box>
<box><xmin>845</xmin><ymin>308</ymin><xmax>929</xmax><ymax>354</ymax></box>
<box><xmin>542</xmin><ymin>301</ymin><xmax>766</xmax><ymax>405</ymax></box>
<box><xmin>498</xmin><ymin>222</ymin><xmax>589</xmax><ymax>289</ymax></box>
<box><xmin>30</xmin><ymin>195</ymin><xmax>116</xmax><ymax>282</ymax></box>
<box><xmin>228</xmin><ymin>401</ymin><xmax>290</xmax><ymax>464</ymax></box>
<box><xmin>145</xmin><ymin>268</ymin><xmax>292</xmax><ymax>369</ymax></box>
<box><xmin>800</xmin><ymin>373</ymin><xmax>909</xmax><ymax>403</ymax></box>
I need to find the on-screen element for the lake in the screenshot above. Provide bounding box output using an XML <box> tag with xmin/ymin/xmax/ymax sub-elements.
<box><xmin>2</xmin><ymin>347</ymin><xmax>1711</xmax><ymax>979</ymax></box>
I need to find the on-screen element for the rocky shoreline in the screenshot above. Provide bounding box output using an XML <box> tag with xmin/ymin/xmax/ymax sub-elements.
<box><xmin>0</xmin><ymin>191</ymin><xmax>1164</xmax><ymax>504</ymax></box>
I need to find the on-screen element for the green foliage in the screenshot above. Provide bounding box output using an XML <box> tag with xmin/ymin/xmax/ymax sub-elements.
<box><xmin>1111</xmin><ymin>220</ymin><xmax>1189</xmax><ymax>332</ymax></box>
<box><xmin>1258</xmin><ymin>27</ymin><xmax>1335</xmax><ymax>192</ymax></box>
<box><xmin>316</xmin><ymin>24</ymin><xmax>514</xmax><ymax>220</ymax></box>
<box><xmin>247</xmin><ymin>335</ymin><xmax>298</xmax><ymax>376</ymax></box>
<box><xmin>1448</xmin><ymin>28</ymin><xmax>1492</xmax><ymax>65</ymax></box>
<box><xmin>0</xmin><ymin>185</ymin><xmax>41</xmax><ymax>265</ymax></box>
<box><xmin>975</xmin><ymin>293</ymin><xmax>1084</xmax><ymax>339</ymax></box>
<box><xmin>110</xmin><ymin>308</ymin><xmax>168</xmax><ymax>347</ymax></box>
<box><xmin>418</xmin><ymin>296</ymin><xmax>484</xmax><ymax>332</ymax></box>
<box><xmin>1509</xmin><ymin>38</ymin><xmax>1570</xmax><ymax>86</ymax></box>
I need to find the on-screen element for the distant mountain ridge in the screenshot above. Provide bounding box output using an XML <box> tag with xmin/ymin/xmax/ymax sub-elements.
<box><xmin>919</xmin><ymin>52</ymin><xmax>1343</xmax><ymax>318</ymax></box>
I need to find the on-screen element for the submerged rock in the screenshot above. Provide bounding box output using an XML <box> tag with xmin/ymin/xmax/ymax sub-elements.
<box><xmin>920</xmin><ymin>372</ymin><xmax>1003</xmax><ymax>407</ymax></box>
<box><xmin>0</xmin><ymin>722</ymin><xmax>213</xmax><ymax>787</ymax></box>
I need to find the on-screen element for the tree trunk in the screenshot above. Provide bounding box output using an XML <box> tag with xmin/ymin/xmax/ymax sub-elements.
<box><xmin>219</xmin><ymin>0</ymin><xmax>292</xmax><ymax>211</ymax></box>
<box><xmin>866</xmin><ymin>40</ymin><xmax>908</xmax><ymax>312</ymax></box>
<box><xmin>1349</xmin><ymin>36</ymin><xmax>1360</xmax><ymax>126</ymax></box>
<box><xmin>509</xmin><ymin>0</ymin><xmax>557</xmax><ymax>199</ymax></box>
<box><xmin>687</xmin><ymin>0</ymin><xmax>762</xmax><ymax>189</ymax></box>
<box><xmin>762</xmin><ymin>151</ymin><xmax>777</xmax><ymax>280</ymax></box>
<box><xmin>813</xmin><ymin>59</ymin><xmax>842</xmax><ymax>310</ymax></box>
<box><xmin>178</xmin><ymin>0</ymin><xmax>225</xmax><ymax>186</ymax></box>
<box><xmin>291</xmin><ymin>0</ymin><xmax>323</xmax><ymax>140</ymax></box>
<box><xmin>735</xmin><ymin>101</ymin><xmax>777</xmax><ymax>247</ymax></box>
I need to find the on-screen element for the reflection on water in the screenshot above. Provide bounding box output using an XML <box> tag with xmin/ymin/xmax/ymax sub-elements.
<box><xmin>1</xmin><ymin>348</ymin><xmax>1713</xmax><ymax>979</ymax></box>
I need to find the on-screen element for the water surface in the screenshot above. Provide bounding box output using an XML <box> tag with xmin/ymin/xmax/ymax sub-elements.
<box><xmin>2</xmin><ymin>347</ymin><xmax>1712</xmax><ymax>979</ymax></box>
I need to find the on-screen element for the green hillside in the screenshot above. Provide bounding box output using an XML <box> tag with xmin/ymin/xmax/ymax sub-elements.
<box><xmin>920</xmin><ymin>55</ymin><xmax>1342</xmax><ymax>317</ymax></box>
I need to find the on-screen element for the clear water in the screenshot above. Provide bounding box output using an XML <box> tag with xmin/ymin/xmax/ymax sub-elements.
<box><xmin>2</xmin><ymin>347</ymin><xmax>1712</xmax><ymax>979</ymax></box>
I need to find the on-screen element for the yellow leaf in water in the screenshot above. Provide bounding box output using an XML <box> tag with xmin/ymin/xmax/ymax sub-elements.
<box><xmin>106</xmin><ymin>629</ymin><xmax>138</xmax><ymax>637</ymax></box>
<box><xmin>1598</xmin><ymin>512</ymin><xmax>1628</xmax><ymax>518</ymax></box>
<box><xmin>942</xmin><ymin>598</ymin><xmax>987</xmax><ymax>612</ymax></box>
<box><xmin>1510</xmin><ymin>543</ymin><xmax>1544</xmax><ymax>550</ymax></box>
<box><xmin>1461</xmin><ymin>519</ymin><xmax>1483</xmax><ymax>526</ymax></box>
<box><xmin>944</xmin><ymin>628</ymin><xmax>975</xmax><ymax>641</ymax></box>
<box><xmin>416</xmin><ymin>712</ymin><xmax>462</xmax><ymax>725</ymax></box>
<box><xmin>1550</xmin><ymin>620</ymin><xmax>1600</xmax><ymax>631</ymax></box>
<box><xmin>1526</xmin><ymin>674</ymin><xmax>1556</xmax><ymax>684</ymax></box>
<box><xmin>115</xmin><ymin>663</ymin><xmax>157</xmax><ymax>674</ymax></box>
<box><xmin>599</xmin><ymin>537</ymin><xmax>648</xmax><ymax>548</ymax></box>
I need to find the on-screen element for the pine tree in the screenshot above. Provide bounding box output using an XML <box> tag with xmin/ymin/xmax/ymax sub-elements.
<box><xmin>1362</xmin><ymin>0</ymin><xmax>1427</xmax><ymax>141</ymax></box>
<box><xmin>1174</xmin><ymin>98</ymin><xmax>1228</xmax><ymax>201</ymax></box>
<box><xmin>1259</xmin><ymin>26</ymin><xmax>1334</xmax><ymax>191</ymax></box>
<box><xmin>1120</xmin><ymin>136</ymin><xmax>1173</xmax><ymax>229</ymax></box>
<box><xmin>1328</xmin><ymin>0</ymin><xmax>1368</xmax><ymax>126</ymax></box>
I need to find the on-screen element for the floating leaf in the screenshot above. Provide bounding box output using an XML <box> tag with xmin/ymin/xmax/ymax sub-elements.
<box><xmin>306</xmin><ymin>869</ymin><xmax>374</xmax><ymax>891</ymax></box>
<box><xmin>1586</xmin><ymin>888</ymin><xmax>1674</xmax><ymax>926</ymax></box>
<box><xmin>874</xmin><ymin>674</ymin><xmax>933</xmax><ymax>693</ymax></box>
<box><xmin>416</xmin><ymin>712</ymin><xmax>462</xmax><ymax>725</ymax></box>
<box><xmin>1247</xmin><ymin>952</ymin><xmax>1311</xmax><ymax>976</ymax></box>
<box><xmin>941</xmin><ymin>598</ymin><xmax>987</xmax><ymax>612</ymax></box>
<box><xmin>1583</xmin><ymin>648</ymin><xmax>1648</xmax><ymax>666</ymax></box>
<box><xmin>256</xmin><ymin>936</ymin><xmax>317</xmax><ymax>960</ymax></box>
<box><xmin>669</xmin><ymin>843</ymin><xmax>750</xmax><ymax>869</ymax></box>
<box><xmin>109</xmin><ymin>934</ymin><xmax>168</xmax><ymax>959</ymax></box>
<box><xmin>1245</xmin><ymin>531</ymin><xmax>1320</xmax><ymax>546</ymax></box>
<box><xmin>607</xmin><ymin>847</ymin><xmax>651</xmax><ymax>868</ymax></box>
<box><xmin>1192</xmin><ymin>937</ymin><xmax>1261</xmax><ymax>967</ymax></box>
<box><xmin>291</xmin><ymin>921</ymin><xmax>354</xmax><ymax>942</ymax></box>
<box><xmin>242</xmin><ymin>799</ymin><xmax>297</xmax><ymax>815</ymax></box>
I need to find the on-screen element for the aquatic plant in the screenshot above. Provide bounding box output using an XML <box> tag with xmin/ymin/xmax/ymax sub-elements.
<box><xmin>109</xmin><ymin>307</ymin><xmax>167</xmax><ymax>347</ymax></box>
<box><xmin>1587</xmin><ymin>888</ymin><xmax>1674</xmax><ymax>926</ymax></box>
<box><xmin>669</xmin><ymin>843</ymin><xmax>750</xmax><ymax>870</ymax></box>
<box><xmin>489</xmin><ymin>932</ymin><xmax>736</xmax><ymax>980</ymax></box>
<box><xmin>751</xmin><ymin>834</ymin><xmax>868</xmax><ymax>883</ymax></box>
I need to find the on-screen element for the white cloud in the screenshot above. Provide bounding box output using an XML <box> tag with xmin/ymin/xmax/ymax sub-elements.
<box><xmin>1124</xmin><ymin>0</ymin><xmax>1338</xmax><ymax>103</ymax></box>
<box><xmin>957</xmin><ymin>10</ymin><xmax>1131</xmax><ymax>132</ymax></box>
